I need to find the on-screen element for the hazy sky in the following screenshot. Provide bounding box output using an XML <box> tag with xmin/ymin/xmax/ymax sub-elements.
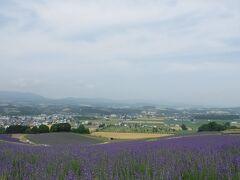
<box><xmin>0</xmin><ymin>0</ymin><xmax>240</xmax><ymax>106</ymax></box>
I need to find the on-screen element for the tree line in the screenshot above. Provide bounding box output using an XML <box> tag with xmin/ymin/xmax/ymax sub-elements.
<box><xmin>198</xmin><ymin>122</ymin><xmax>237</xmax><ymax>132</ymax></box>
<box><xmin>0</xmin><ymin>123</ymin><xmax>90</xmax><ymax>134</ymax></box>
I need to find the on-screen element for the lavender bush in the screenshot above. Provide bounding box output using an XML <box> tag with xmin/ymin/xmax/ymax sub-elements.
<box><xmin>0</xmin><ymin>135</ymin><xmax>240</xmax><ymax>180</ymax></box>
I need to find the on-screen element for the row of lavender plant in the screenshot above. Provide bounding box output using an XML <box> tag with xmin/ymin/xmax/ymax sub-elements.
<box><xmin>0</xmin><ymin>135</ymin><xmax>240</xmax><ymax>179</ymax></box>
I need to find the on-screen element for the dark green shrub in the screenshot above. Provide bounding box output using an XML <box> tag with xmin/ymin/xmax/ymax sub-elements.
<box><xmin>72</xmin><ymin>125</ymin><xmax>90</xmax><ymax>134</ymax></box>
<box><xmin>181</xmin><ymin>124</ymin><xmax>187</xmax><ymax>131</ymax></box>
<box><xmin>31</xmin><ymin>126</ymin><xmax>39</xmax><ymax>134</ymax></box>
<box><xmin>24</xmin><ymin>128</ymin><xmax>32</xmax><ymax>134</ymax></box>
<box><xmin>50</xmin><ymin>123</ymin><xmax>71</xmax><ymax>132</ymax></box>
<box><xmin>198</xmin><ymin>122</ymin><xmax>226</xmax><ymax>132</ymax></box>
<box><xmin>6</xmin><ymin>125</ymin><xmax>30</xmax><ymax>134</ymax></box>
<box><xmin>38</xmin><ymin>124</ymin><xmax>49</xmax><ymax>133</ymax></box>
<box><xmin>0</xmin><ymin>127</ymin><xmax>5</xmax><ymax>134</ymax></box>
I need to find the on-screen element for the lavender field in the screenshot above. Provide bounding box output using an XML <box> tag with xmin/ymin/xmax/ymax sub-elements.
<box><xmin>0</xmin><ymin>135</ymin><xmax>240</xmax><ymax>180</ymax></box>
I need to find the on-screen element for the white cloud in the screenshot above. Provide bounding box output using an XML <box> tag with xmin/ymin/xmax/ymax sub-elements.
<box><xmin>0</xmin><ymin>0</ymin><xmax>240</xmax><ymax>105</ymax></box>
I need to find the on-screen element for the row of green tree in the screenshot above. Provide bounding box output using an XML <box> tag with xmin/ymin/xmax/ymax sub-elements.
<box><xmin>0</xmin><ymin>123</ymin><xmax>90</xmax><ymax>134</ymax></box>
<box><xmin>198</xmin><ymin>122</ymin><xmax>237</xmax><ymax>132</ymax></box>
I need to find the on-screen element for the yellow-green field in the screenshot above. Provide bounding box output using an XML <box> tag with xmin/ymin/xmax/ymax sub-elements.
<box><xmin>222</xmin><ymin>129</ymin><xmax>240</xmax><ymax>134</ymax></box>
<box><xmin>91</xmin><ymin>132</ymin><xmax>173</xmax><ymax>140</ymax></box>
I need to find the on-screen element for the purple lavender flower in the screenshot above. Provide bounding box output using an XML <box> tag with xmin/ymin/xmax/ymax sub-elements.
<box><xmin>0</xmin><ymin>135</ymin><xmax>240</xmax><ymax>179</ymax></box>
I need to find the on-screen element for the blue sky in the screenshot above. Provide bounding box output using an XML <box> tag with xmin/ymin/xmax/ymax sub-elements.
<box><xmin>0</xmin><ymin>0</ymin><xmax>240</xmax><ymax>106</ymax></box>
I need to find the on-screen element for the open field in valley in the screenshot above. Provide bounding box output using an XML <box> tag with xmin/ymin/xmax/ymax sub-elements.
<box><xmin>91</xmin><ymin>132</ymin><xmax>173</xmax><ymax>140</ymax></box>
<box><xmin>222</xmin><ymin>129</ymin><xmax>240</xmax><ymax>134</ymax></box>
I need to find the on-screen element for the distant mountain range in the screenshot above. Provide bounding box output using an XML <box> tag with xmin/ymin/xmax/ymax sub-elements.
<box><xmin>0</xmin><ymin>91</ymin><xmax>46</xmax><ymax>103</ymax></box>
<box><xmin>0</xmin><ymin>91</ymin><xmax>155</xmax><ymax>107</ymax></box>
<box><xmin>0</xmin><ymin>91</ymin><xmax>239</xmax><ymax>109</ymax></box>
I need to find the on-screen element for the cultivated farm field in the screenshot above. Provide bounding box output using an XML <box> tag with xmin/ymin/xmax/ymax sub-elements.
<box><xmin>0</xmin><ymin>135</ymin><xmax>240</xmax><ymax>179</ymax></box>
<box><xmin>91</xmin><ymin>132</ymin><xmax>174</xmax><ymax>140</ymax></box>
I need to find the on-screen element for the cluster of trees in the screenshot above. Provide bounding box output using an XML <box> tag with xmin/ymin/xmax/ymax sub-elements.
<box><xmin>50</xmin><ymin>123</ymin><xmax>71</xmax><ymax>132</ymax></box>
<box><xmin>198</xmin><ymin>122</ymin><xmax>236</xmax><ymax>132</ymax></box>
<box><xmin>72</xmin><ymin>124</ymin><xmax>90</xmax><ymax>134</ymax></box>
<box><xmin>0</xmin><ymin>123</ymin><xmax>90</xmax><ymax>135</ymax></box>
<box><xmin>2</xmin><ymin>124</ymin><xmax>50</xmax><ymax>134</ymax></box>
<box><xmin>0</xmin><ymin>127</ymin><xmax>6</xmax><ymax>134</ymax></box>
<box><xmin>181</xmin><ymin>124</ymin><xmax>188</xmax><ymax>130</ymax></box>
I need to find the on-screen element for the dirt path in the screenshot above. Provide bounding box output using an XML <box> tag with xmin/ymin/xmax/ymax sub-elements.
<box><xmin>11</xmin><ymin>134</ymin><xmax>35</xmax><ymax>144</ymax></box>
